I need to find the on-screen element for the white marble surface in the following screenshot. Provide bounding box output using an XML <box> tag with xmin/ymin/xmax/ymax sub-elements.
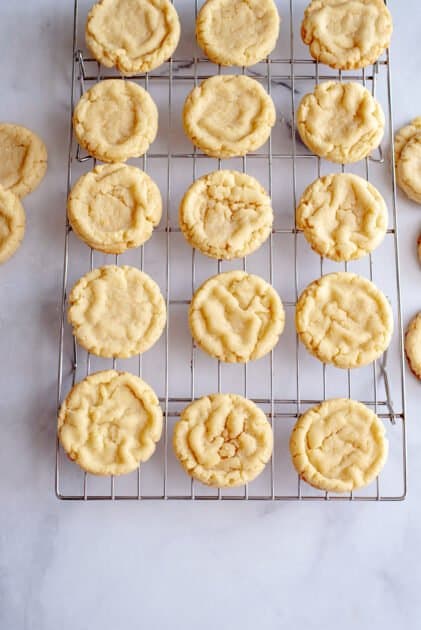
<box><xmin>0</xmin><ymin>1</ymin><xmax>420</xmax><ymax>628</ymax></box>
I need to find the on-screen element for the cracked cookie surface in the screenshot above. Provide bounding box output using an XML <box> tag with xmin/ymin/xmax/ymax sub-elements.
<box><xmin>301</xmin><ymin>0</ymin><xmax>392</xmax><ymax>70</ymax></box>
<box><xmin>68</xmin><ymin>163</ymin><xmax>162</xmax><ymax>254</ymax></box>
<box><xmin>58</xmin><ymin>370</ymin><xmax>163</xmax><ymax>475</ymax></box>
<box><xmin>290</xmin><ymin>398</ymin><xmax>388</xmax><ymax>492</ymax></box>
<box><xmin>183</xmin><ymin>75</ymin><xmax>276</xmax><ymax>158</ymax></box>
<box><xmin>73</xmin><ymin>79</ymin><xmax>158</xmax><ymax>162</ymax></box>
<box><xmin>395</xmin><ymin>118</ymin><xmax>421</xmax><ymax>204</ymax></box>
<box><xmin>405</xmin><ymin>312</ymin><xmax>421</xmax><ymax>381</ymax></box>
<box><xmin>296</xmin><ymin>173</ymin><xmax>388</xmax><ymax>261</ymax></box>
<box><xmin>196</xmin><ymin>0</ymin><xmax>280</xmax><ymax>67</ymax></box>
<box><xmin>179</xmin><ymin>170</ymin><xmax>273</xmax><ymax>260</ymax></box>
<box><xmin>0</xmin><ymin>186</ymin><xmax>25</xmax><ymax>264</ymax></box>
<box><xmin>86</xmin><ymin>0</ymin><xmax>180</xmax><ymax>75</ymax></box>
<box><xmin>189</xmin><ymin>270</ymin><xmax>285</xmax><ymax>363</ymax></box>
<box><xmin>68</xmin><ymin>265</ymin><xmax>166</xmax><ymax>358</ymax></box>
<box><xmin>173</xmin><ymin>393</ymin><xmax>273</xmax><ymax>487</ymax></box>
<box><xmin>0</xmin><ymin>123</ymin><xmax>47</xmax><ymax>198</ymax></box>
<box><xmin>295</xmin><ymin>272</ymin><xmax>393</xmax><ymax>369</ymax></box>
<box><xmin>297</xmin><ymin>81</ymin><xmax>384</xmax><ymax>164</ymax></box>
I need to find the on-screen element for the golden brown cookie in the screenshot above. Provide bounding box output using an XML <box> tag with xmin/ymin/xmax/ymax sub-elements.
<box><xmin>58</xmin><ymin>370</ymin><xmax>163</xmax><ymax>475</ymax></box>
<box><xmin>196</xmin><ymin>0</ymin><xmax>280</xmax><ymax>67</ymax></box>
<box><xmin>68</xmin><ymin>163</ymin><xmax>162</xmax><ymax>254</ymax></box>
<box><xmin>0</xmin><ymin>185</ymin><xmax>25</xmax><ymax>264</ymax></box>
<box><xmin>68</xmin><ymin>265</ymin><xmax>166</xmax><ymax>358</ymax></box>
<box><xmin>189</xmin><ymin>270</ymin><xmax>285</xmax><ymax>363</ymax></box>
<box><xmin>173</xmin><ymin>393</ymin><xmax>273</xmax><ymax>487</ymax></box>
<box><xmin>301</xmin><ymin>0</ymin><xmax>393</xmax><ymax>70</ymax></box>
<box><xmin>0</xmin><ymin>123</ymin><xmax>47</xmax><ymax>198</ymax></box>
<box><xmin>73</xmin><ymin>79</ymin><xmax>158</xmax><ymax>162</ymax></box>
<box><xmin>395</xmin><ymin>118</ymin><xmax>421</xmax><ymax>204</ymax></box>
<box><xmin>179</xmin><ymin>170</ymin><xmax>273</xmax><ymax>260</ymax></box>
<box><xmin>295</xmin><ymin>272</ymin><xmax>393</xmax><ymax>369</ymax></box>
<box><xmin>297</xmin><ymin>81</ymin><xmax>385</xmax><ymax>164</ymax></box>
<box><xmin>183</xmin><ymin>75</ymin><xmax>276</xmax><ymax>158</ymax></box>
<box><xmin>86</xmin><ymin>0</ymin><xmax>180</xmax><ymax>75</ymax></box>
<box><xmin>405</xmin><ymin>312</ymin><xmax>421</xmax><ymax>380</ymax></box>
<box><xmin>290</xmin><ymin>398</ymin><xmax>388</xmax><ymax>492</ymax></box>
<box><xmin>296</xmin><ymin>173</ymin><xmax>388</xmax><ymax>261</ymax></box>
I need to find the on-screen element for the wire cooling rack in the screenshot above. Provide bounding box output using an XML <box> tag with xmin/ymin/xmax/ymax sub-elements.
<box><xmin>56</xmin><ymin>0</ymin><xmax>407</xmax><ymax>501</ymax></box>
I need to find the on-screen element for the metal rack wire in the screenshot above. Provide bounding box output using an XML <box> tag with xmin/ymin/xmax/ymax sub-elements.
<box><xmin>56</xmin><ymin>0</ymin><xmax>407</xmax><ymax>501</ymax></box>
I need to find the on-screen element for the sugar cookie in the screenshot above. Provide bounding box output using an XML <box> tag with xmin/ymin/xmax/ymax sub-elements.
<box><xmin>173</xmin><ymin>393</ymin><xmax>273</xmax><ymax>487</ymax></box>
<box><xmin>183</xmin><ymin>75</ymin><xmax>276</xmax><ymax>158</ymax></box>
<box><xmin>189</xmin><ymin>270</ymin><xmax>285</xmax><ymax>363</ymax></box>
<box><xmin>68</xmin><ymin>163</ymin><xmax>162</xmax><ymax>254</ymax></box>
<box><xmin>297</xmin><ymin>81</ymin><xmax>385</xmax><ymax>164</ymax></box>
<box><xmin>295</xmin><ymin>272</ymin><xmax>393</xmax><ymax>368</ymax></box>
<box><xmin>290</xmin><ymin>398</ymin><xmax>388</xmax><ymax>492</ymax></box>
<box><xmin>179</xmin><ymin>170</ymin><xmax>273</xmax><ymax>259</ymax></box>
<box><xmin>58</xmin><ymin>370</ymin><xmax>163</xmax><ymax>475</ymax></box>
<box><xmin>68</xmin><ymin>265</ymin><xmax>166</xmax><ymax>358</ymax></box>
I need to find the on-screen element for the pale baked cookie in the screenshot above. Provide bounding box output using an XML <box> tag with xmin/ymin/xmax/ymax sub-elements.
<box><xmin>179</xmin><ymin>170</ymin><xmax>273</xmax><ymax>260</ymax></box>
<box><xmin>68</xmin><ymin>265</ymin><xmax>166</xmax><ymax>358</ymax></box>
<box><xmin>173</xmin><ymin>393</ymin><xmax>273</xmax><ymax>487</ymax></box>
<box><xmin>296</xmin><ymin>173</ymin><xmax>388</xmax><ymax>262</ymax></box>
<box><xmin>68</xmin><ymin>163</ymin><xmax>162</xmax><ymax>254</ymax></box>
<box><xmin>290</xmin><ymin>398</ymin><xmax>388</xmax><ymax>492</ymax></box>
<box><xmin>196</xmin><ymin>0</ymin><xmax>280</xmax><ymax>67</ymax></box>
<box><xmin>73</xmin><ymin>79</ymin><xmax>158</xmax><ymax>162</ymax></box>
<box><xmin>58</xmin><ymin>370</ymin><xmax>163</xmax><ymax>475</ymax></box>
<box><xmin>183</xmin><ymin>75</ymin><xmax>276</xmax><ymax>158</ymax></box>
<box><xmin>301</xmin><ymin>0</ymin><xmax>393</xmax><ymax>70</ymax></box>
<box><xmin>297</xmin><ymin>81</ymin><xmax>385</xmax><ymax>164</ymax></box>
<box><xmin>295</xmin><ymin>272</ymin><xmax>393</xmax><ymax>369</ymax></box>
<box><xmin>86</xmin><ymin>0</ymin><xmax>180</xmax><ymax>75</ymax></box>
<box><xmin>395</xmin><ymin>118</ymin><xmax>421</xmax><ymax>204</ymax></box>
<box><xmin>189</xmin><ymin>270</ymin><xmax>285</xmax><ymax>363</ymax></box>
<box><xmin>0</xmin><ymin>123</ymin><xmax>47</xmax><ymax>198</ymax></box>
<box><xmin>0</xmin><ymin>186</ymin><xmax>25</xmax><ymax>264</ymax></box>
<box><xmin>405</xmin><ymin>312</ymin><xmax>421</xmax><ymax>380</ymax></box>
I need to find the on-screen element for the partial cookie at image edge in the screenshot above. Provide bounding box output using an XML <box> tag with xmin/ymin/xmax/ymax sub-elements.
<box><xmin>0</xmin><ymin>185</ymin><xmax>26</xmax><ymax>265</ymax></box>
<box><xmin>0</xmin><ymin>123</ymin><xmax>47</xmax><ymax>198</ymax></box>
<box><xmin>405</xmin><ymin>312</ymin><xmax>421</xmax><ymax>381</ymax></box>
<box><xmin>196</xmin><ymin>0</ymin><xmax>281</xmax><ymax>67</ymax></box>
<box><xmin>85</xmin><ymin>0</ymin><xmax>181</xmax><ymax>75</ymax></box>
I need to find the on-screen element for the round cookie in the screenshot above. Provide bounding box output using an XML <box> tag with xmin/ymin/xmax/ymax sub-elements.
<box><xmin>68</xmin><ymin>163</ymin><xmax>162</xmax><ymax>254</ymax></box>
<box><xmin>183</xmin><ymin>75</ymin><xmax>276</xmax><ymax>158</ymax></box>
<box><xmin>405</xmin><ymin>312</ymin><xmax>421</xmax><ymax>380</ymax></box>
<box><xmin>196</xmin><ymin>0</ymin><xmax>280</xmax><ymax>67</ymax></box>
<box><xmin>395</xmin><ymin>118</ymin><xmax>421</xmax><ymax>204</ymax></box>
<box><xmin>86</xmin><ymin>0</ymin><xmax>180</xmax><ymax>75</ymax></box>
<box><xmin>0</xmin><ymin>123</ymin><xmax>47</xmax><ymax>198</ymax></box>
<box><xmin>58</xmin><ymin>370</ymin><xmax>163</xmax><ymax>475</ymax></box>
<box><xmin>297</xmin><ymin>81</ymin><xmax>385</xmax><ymax>164</ymax></box>
<box><xmin>301</xmin><ymin>0</ymin><xmax>393</xmax><ymax>70</ymax></box>
<box><xmin>173</xmin><ymin>393</ymin><xmax>273</xmax><ymax>488</ymax></box>
<box><xmin>179</xmin><ymin>170</ymin><xmax>273</xmax><ymax>260</ymax></box>
<box><xmin>68</xmin><ymin>265</ymin><xmax>166</xmax><ymax>358</ymax></box>
<box><xmin>290</xmin><ymin>398</ymin><xmax>388</xmax><ymax>492</ymax></box>
<box><xmin>295</xmin><ymin>272</ymin><xmax>393</xmax><ymax>369</ymax></box>
<box><xmin>296</xmin><ymin>173</ymin><xmax>388</xmax><ymax>262</ymax></box>
<box><xmin>73</xmin><ymin>79</ymin><xmax>158</xmax><ymax>162</ymax></box>
<box><xmin>0</xmin><ymin>186</ymin><xmax>25</xmax><ymax>265</ymax></box>
<box><xmin>189</xmin><ymin>270</ymin><xmax>285</xmax><ymax>363</ymax></box>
